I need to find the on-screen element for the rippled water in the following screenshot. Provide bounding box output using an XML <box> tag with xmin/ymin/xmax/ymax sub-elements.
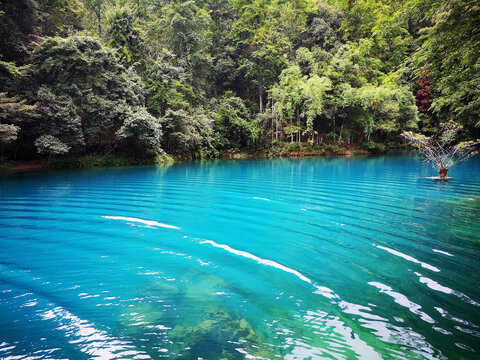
<box><xmin>1</xmin><ymin>152</ymin><xmax>479</xmax><ymax>359</ymax></box>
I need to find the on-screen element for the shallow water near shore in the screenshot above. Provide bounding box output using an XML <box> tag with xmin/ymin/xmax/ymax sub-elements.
<box><xmin>0</xmin><ymin>152</ymin><xmax>479</xmax><ymax>359</ymax></box>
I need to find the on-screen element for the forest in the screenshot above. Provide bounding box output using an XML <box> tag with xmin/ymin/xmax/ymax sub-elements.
<box><xmin>0</xmin><ymin>0</ymin><xmax>478</xmax><ymax>163</ymax></box>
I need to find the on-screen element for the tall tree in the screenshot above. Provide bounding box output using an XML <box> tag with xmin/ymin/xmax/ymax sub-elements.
<box><xmin>105</xmin><ymin>4</ymin><xmax>146</xmax><ymax>68</ymax></box>
<box><xmin>0</xmin><ymin>0</ymin><xmax>83</xmax><ymax>63</ymax></box>
<box><xmin>83</xmin><ymin>0</ymin><xmax>105</xmax><ymax>37</ymax></box>
<box><xmin>17</xmin><ymin>35</ymin><xmax>162</xmax><ymax>158</ymax></box>
<box><xmin>412</xmin><ymin>0</ymin><xmax>480</xmax><ymax>134</ymax></box>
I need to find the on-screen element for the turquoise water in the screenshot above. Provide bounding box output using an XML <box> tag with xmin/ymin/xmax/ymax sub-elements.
<box><xmin>0</xmin><ymin>153</ymin><xmax>479</xmax><ymax>360</ymax></box>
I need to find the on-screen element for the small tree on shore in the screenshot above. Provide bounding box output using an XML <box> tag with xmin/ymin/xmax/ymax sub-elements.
<box><xmin>0</xmin><ymin>124</ymin><xmax>19</xmax><ymax>158</ymax></box>
<box><xmin>402</xmin><ymin>122</ymin><xmax>480</xmax><ymax>179</ymax></box>
<box><xmin>34</xmin><ymin>135</ymin><xmax>70</xmax><ymax>160</ymax></box>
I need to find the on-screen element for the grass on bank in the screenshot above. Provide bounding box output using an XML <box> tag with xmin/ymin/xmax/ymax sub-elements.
<box><xmin>47</xmin><ymin>154</ymin><xmax>174</xmax><ymax>169</ymax></box>
<box><xmin>224</xmin><ymin>140</ymin><xmax>387</xmax><ymax>159</ymax></box>
<box><xmin>0</xmin><ymin>154</ymin><xmax>174</xmax><ymax>173</ymax></box>
<box><xmin>1</xmin><ymin>141</ymin><xmax>386</xmax><ymax>173</ymax></box>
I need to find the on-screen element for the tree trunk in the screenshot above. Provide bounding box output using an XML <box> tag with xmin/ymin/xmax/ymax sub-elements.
<box><xmin>96</xmin><ymin>11</ymin><xmax>102</xmax><ymax>37</ymax></box>
<box><xmin>275</xmin><ymin>113</ymin><xmax>278</xmax><ymax>140</ymax></box>
<box><xmin>258</xmin><ymin>71</ymin><xmax>263</xmax><ymax>113</ymax></box>
<box><xmin>333</xmin><ymin>118</ymin><xmax>336</xmax><ymax>142</ymax></box>
<box><xmin>296</xmin><ymin>108</ymin><xmax>300</xmax><ymax>143</ymax></box>
<box><xmin>271</xmin><ymin>100</ymin><xmax>274</xmax><ymax>141</ymax></box>
<box><xmin>438</xmin><ymin>167</ymin><xmax>448</xmax><ymax>179</ymax></box>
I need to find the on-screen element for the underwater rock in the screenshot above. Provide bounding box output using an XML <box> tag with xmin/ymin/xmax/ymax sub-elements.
<box><xmin>166</xmin><ymin>309</ymin><xmax>279</xmax><ymax>359</ymax></box>
<box><xmin>143</xmin><ymin>279</ymin><xmax>180</xmax><ymax>297</ymax></box>
<box><xmin>115</xmin><ymin>273</ymin><xmax>281</xmax><ymax>359</ymax></box>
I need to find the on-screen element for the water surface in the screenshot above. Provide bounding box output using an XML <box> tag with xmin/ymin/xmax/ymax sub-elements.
<box><xmin>1</xmin><ymin>153</ymin><xmax>479</xmax><ymax>359</ymax></box>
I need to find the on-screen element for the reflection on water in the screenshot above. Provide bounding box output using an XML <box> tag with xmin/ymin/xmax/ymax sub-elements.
<box><xmin>0</xmin><ymin>153</ymin><xmax>479</xmax><ymax>359</ymax></box>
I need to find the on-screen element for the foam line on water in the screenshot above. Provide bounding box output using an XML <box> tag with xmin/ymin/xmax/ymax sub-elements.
<box><xmin>432</xmin><ymin>249</ymin><xmax>454</xmax><ymax>257</ymax></box>
<box><xmin>374</xmin><ymin>244</ymin><xmax>440</xmax><ymax>272</ymax></box>
<box><xmin>102</xmin><ymin>216</ymin><xmax>180</xmax><ymax>229</ymax></box>
<box><xmin>197</xmin><ymin>239</ymin><xmax>393</xmax><ymax>318</ymax></box>
<box><xmin>199</xmin><ymin>239</ymin><xmax>312</xmax><ymax>283</ymax></box>
<box><xmin>414</xmin><ymin>272</ymin><xmax>480</xmax><ymax>307</ymax></box>
<box><xmin>368</xmin><ymin>282</ymin><xmax>435</xmax><ymax>324</ymax></box>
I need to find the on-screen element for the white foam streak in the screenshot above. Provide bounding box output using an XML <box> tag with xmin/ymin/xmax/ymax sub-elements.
<box><xmin>338</xmin><ymin>301</ymin><xmax>387</xmax><ymax>321</ymax></box>
<box><xmin>414</xmin><ymin>272</ymin><xmax>453</xmax><ymax>294</ymax></box>
<box><xmin>102</xmin><ymin>216</ymin><xmax>179</xmax><ymax>229</ymax></box>
<box><xmin>432</xmin><ymin>249</ymin><xmax>454</xmax><ymax>257</ymax></box>
<box><xmin>199</xmin><ymin>240</ymin><xmax>312</xmax><ymax>283</ymax></box>
<box><xmin>199</xmin><ymin>240</ymin><xmax>387</xmax><ymax>323</ymax></box>
<box><xmin>368</xmin><ymin>282</ymin><xmax>435</xmax><ymax>324</ymax></box>
<box><xmin>415</xmin><ymin>272</ymin><xmax>480</xmax><ymax>307</ymax></box>
<box><xmin>253</xmin><ymin>197</ymin><xmax>270</xmax><ymax>201</ymax></box>
<box><xmin>374</xmin><ymin>245</ymin><xmax>440</xmax><ymax>272</ymax></box>
<box><xmin>313</xmin><ymin>286</ymin><xmax>338</xmax><ymax>300</ymax></box>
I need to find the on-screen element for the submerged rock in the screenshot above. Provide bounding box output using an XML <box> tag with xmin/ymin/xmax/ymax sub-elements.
<box><xmin>166</xmin><ymin>309</ymin><xmax>277</xmax><ymax>359</ymax></box>
<box><xmin>114</xmin><ymin>273</ymin><xmax>280</xmax><ymax>359</ymax></box>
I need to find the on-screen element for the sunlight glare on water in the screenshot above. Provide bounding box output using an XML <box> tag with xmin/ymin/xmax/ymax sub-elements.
<box><xmin>0</xmin><ymin>152</ymin><xmax>479</xmax><ymax>359</ymax></box>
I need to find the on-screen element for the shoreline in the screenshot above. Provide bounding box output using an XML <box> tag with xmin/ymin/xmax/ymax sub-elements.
<box><xmin>0</xmin><ymin>146</ymin><xmax>388</xmax><ymax>174</ymax></box>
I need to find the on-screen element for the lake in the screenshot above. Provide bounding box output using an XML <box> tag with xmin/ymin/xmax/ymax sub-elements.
<box><xmin>0</xmin><ymin>152</ymin><xmax>479</xmax><ymax>359</ymax></box>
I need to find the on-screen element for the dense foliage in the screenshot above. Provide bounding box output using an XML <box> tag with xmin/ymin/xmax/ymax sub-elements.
<box><xmin>0</xmin><ymin>0</ymin><xmax>478</xmax><ymax>161</ymax></box>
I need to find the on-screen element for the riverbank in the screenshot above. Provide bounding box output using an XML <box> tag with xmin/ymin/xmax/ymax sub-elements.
<box><xmin>219</xmin><ymin>142</ymin><xmax>383</xmax><ymax>159</ymax></box>
<box><xmin>0</xmin><ymin>154</ymin><xmax>174</xmax><ymax>174</ymax></box>
<box><xmin>0</xmin><ymin>142</ymin><xmax>388</xmax><ymax>174</ymax></box>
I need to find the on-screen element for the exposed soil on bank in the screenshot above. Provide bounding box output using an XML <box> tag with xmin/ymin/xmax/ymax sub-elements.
<box><xmin>1</xmin><ymin>160</ymin><xmax>47</xmax><ymax>174</ymax></box>
<box><xmin>11</xmin><ymin>160</ymin><xmax>47</xmax><ymax>172</ymax></box>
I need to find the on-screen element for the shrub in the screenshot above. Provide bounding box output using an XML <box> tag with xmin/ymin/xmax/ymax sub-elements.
<box><xmin>34</xmin><ymin>135</ymin><xmax>70</xmax><ymax>157</ymax></box>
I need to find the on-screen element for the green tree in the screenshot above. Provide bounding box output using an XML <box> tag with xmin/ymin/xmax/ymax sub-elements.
<box><xmin>271</xmin><ymin>65</ymin><xmax>304</xmax><ymax>143</ymax></box>
<box><xmin>18</xmin><ymin>35</ymin><xmax>162</xmax><ymax>158</ymax></box>
<box><xmin>34</xmin><ymin>135</ymin><xmax>70</xmax><ymax>159</ymax></box>
<box><xmin>145</xmin><ymin>54</ymin><xmax>194</xmax><ymax>117</ymax></box>
<box><xmin>83</xmin><ymin>0</ymin><xmax>105</xmax><ymax>37</ymax></box>
<box><xmin>116</xmin><ymin>106</ymin><xmax>163</xmax><ymax>156</ymax></box>
<box><xmin>162</xmin><ymin>108</ymin><xmax>215</xmax><ymax>158</ymax></box>
<box><xmin>216</xmin><ymin>94</ymin><xmax>259</xmax><ymax>150</ymax></box>
<box><xmin>232</xmin><ymin>0</ymin><xmax>313</xmax><ymax>113</ymax></box>
<box><xmin>147</xmin><ymin>0</ymin><xmax>212</xmax><ymax>94</ymax></box>
<box><xmin>0</xmin><ymin>124</ymin><xmax>19</xmax><ymax>158</ymax></box>
<box><xmin>105</xmin><ymin>4</ymin><xmax>146</xmax><ymax>68</ymax></box>
<box><xmin>412</xmin><ymin>0</ymin><xmax>480</xmax><ymax>132</ymax></box>
<box><xmin>301</xmin><ymin>74</ymin><xmax>332</xmax><ymax>143</ymax></box>
<box><xmin>0</xmin><ymin>0</ymin><xmax>83</xmax><ymax>63</ymax></box>
<box><xmin>0</xmin><ymin>92</ymin><xmax>42</xmax><ymax>158</ymax></box>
